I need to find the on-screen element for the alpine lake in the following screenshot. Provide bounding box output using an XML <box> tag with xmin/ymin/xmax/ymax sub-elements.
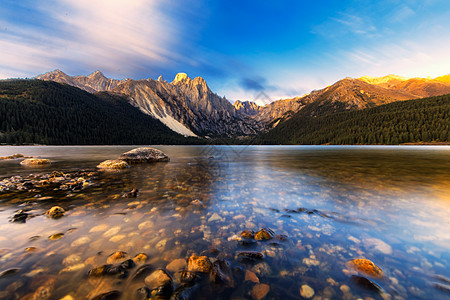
<box><xmin>0</xmin><ymin>145</ymin><xmax>449</xmax><ymax>300</ymax></box>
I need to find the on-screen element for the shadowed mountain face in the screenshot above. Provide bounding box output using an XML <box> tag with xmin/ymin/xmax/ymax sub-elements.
<box><xmin>37</xmin><ymin>70</ymin><xmax>263</xmax><ymax>137</ymax></box>
<box><xmin>233</xmin><ymin>100</ymin><xmax>262</xmax><ymax>116</ymax></box>
<box><xmin>0</xmin><ymin>80</ymin><xmax>190</xmax><ymax>145</ymax></box>
<box><xmin>112</xmin><ymin>75</ymin><xmax>263</xmax><ymax>137</ymax></box>
<box><xmin>36</xmin><ymin>70</ymin><xmax>450</xmax><ymax>136</ymax></box>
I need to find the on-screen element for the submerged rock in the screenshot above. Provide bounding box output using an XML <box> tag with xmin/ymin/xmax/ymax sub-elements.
<box><xmin>210</xmin><ymin>259</ymin><xmax>234</xmax><ymax>287</ymax></box>
<box><xmin>119</xmin><ymin>259</ymin><xmax>135</xmax><ymax>269</ymax></box>
<box><xmin>25</xmin><ymin>246</ymin><xmax>38</xmax><ymax>253</ymax></box>
<box><xmin>350</xmin><ymin>275</ymin><xmax>383</xmax><ymax>293</ymax></box>
<box><xmin>30</xmin><ymin>277</ymin><xmax>56</xmax><ymax>300</ymax></box>
<box><xmin>236</xmin><ymin>251</ymin><xmax>264</xmax><ymax>262</ymax></box>
<box><xmin>433</xmin><ymin>274</ymin><xmax>450</xmax><ymax>285</ymax></box>
<box><xmin>190</xmin><ymin>199</ymin><xmax>204</xmax><ymax>207</ymax></box>
<box><xmin>96</xmin><ymin>160</ymin><xmax>129</xmax><ymax>170</ymax></box>
<box><xmin>0</xmin><ymin>268</ymin><xmax>20</xmax><ymax>278</ymax></box>
<box><xmin>166</xmin><ymin>258</ymin><xmax>187</xmax><ymax>272</ymax></box>
<box><xmin>432</xmin><ymin>282</ymin><xmax>450</xmax><ymax>293</ymax></box>
<box><xmin>187</xmin><ymin>255</ymin><xmax>212</xmax><ymax>273</ymax></box>
<box><xmin>118</xmin><ymin>147</ymin><xmax>169</xmax><ymax>163</ymax></box>
<box><xmin>122</xmin><ymin>188</ymin><xmax>138</xmax><ymax>198</ymax></box>
<box><xmin>9</xmin><ymin>210</ymin><xmax>29</xmax><ymax>223</ymax></box>
<box><xmin>63</xmin><ymin>254</ymin><xmax>82</xmax><ymax>266</ymax></box>
<box><xmin>208</xmin><ymin>213</ymin><xmax>223</xmax><ymax>222</ymax></box>
<box><xmin>132</xmin><ymin>253</ymin><xmax>148</xmax><ymax>264</ymax></box>
<box><xmin>240</xmin><ymin>230</ymin><xmax>255</xmax><ymax>239</ymax></box>
<box><xmin>48</xmin><ymin>233</ymin><xmax>64</xmax><ymax>240</ymax></box>
<box><xmin>171</xmin><ymin>283</ymin><xmax>200</xmax><ymax>300</ymax></box>
<box><xmin>347</xmin><ymin>258</ymin><xmax>383</xmax><ymax>279</ymax></box>
<box><xmin>174</xmin><ymin>270</ymin><xmax>199</xmax><ymax>285</ymax></box>
<box><xmin>106</xmin><ymin>251</ymin><xmax>128</xmax><ymax>264</ymax></box>
<box><xmin>255</xmin><ymin>228</ymin><xmax>274</xmax><ymax>240</ymax></box>
<box><xmin>20</xmin><ymin>158</ymin><xmax>51</xmax><ymax>166</ymax></box>
<box><xmin>245</xmin><ymin>270</ymin><xmax>260</xmax><ymax>283</ymax></box>
<box><xmin>144</xmin><ymin>269</ymin><xmax>173</xmax><ymax>295</ymax></box>
<box><xmin>0</xmin><ymin>153</ymin><xmax>24</xmax><ymax>160</ymax></box>
<box><xmin>251</xmin><ymin>262</ymin><xmax>272</xmax><ymax>276</ymax></box>
<box><xmin>135</xmin><ymin>287</ymin><xmax>151</xmax><ymax>300</ymax></box>
<box><xmin>131</xmin><ymin>264</ymin><xmax>154</xmax><ymax>281</ymax></box>
<box><xmin>88</xmin><ymin>264</ymin><xmax>128</xmax><ymax>278</ymax></box>
<box><xmin>274</xmin><ymin>234</ymin><xmax>288</xmax><ymax>241</ymax></box>
<box><xmin>45</xmin><ymin>206</ymin><xmax>65</xmax><ymax>219</ymax></box>
<box><xmin>90</xmin><ymin>290</ymin><xmax>122</xmax><ymax>300</ymax></box>
<box><xmin>300</xmin><ymin>284</ymin><xmax>315</xmax><ymax>298</ymax></box>
<box><xmin>252</xmin><ymin>283</ymin><xmax>270</xmax><ymax>300</ymax></box>
<box><xmin>88</xmin><ymin>265</ymin><xmax>111</xmax><ymax>277</ymax></box>
<box><xmin>71</xmin><ymin>236</ymin><xmax>91</xmax><ymax>247</ymax></box>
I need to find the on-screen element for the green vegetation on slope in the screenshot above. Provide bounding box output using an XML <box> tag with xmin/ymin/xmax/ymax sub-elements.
<box><xmin>0</xmin><ymin>80</ymin><xmax>201</xmax><ymax>145</ymax></box>
<box><xmin>258</xmin><ymin>94</ymin><xmax>450</xmax><ymax>145</ymax></box>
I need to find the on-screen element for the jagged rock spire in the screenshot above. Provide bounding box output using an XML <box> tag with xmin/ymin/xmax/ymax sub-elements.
<box><xmin>172</xmin><ymin>73</ymin><xmax>190</xmax><ymax>84</ymax></box>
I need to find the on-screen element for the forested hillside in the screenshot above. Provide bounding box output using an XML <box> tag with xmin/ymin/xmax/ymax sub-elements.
<box><xmin>258</xmin><ymin>94</ymin><xmax>450</xmax><ymax>145</ymax></box>
<box><xmin>0</xmin><ymin>80</ymin><xmax>200</xmax><ymax>145</ymax></box>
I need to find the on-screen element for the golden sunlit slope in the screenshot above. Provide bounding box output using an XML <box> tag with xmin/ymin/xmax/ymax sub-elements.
<box><xmin>434</xmin><ymin>74</ymin><xmax>450</xmax><ymax>84</ymax></box>
<box><xmin>253</xmin><ymin>77</ymin><xmax>418</xmax><ymax>124</ymax></box>
<box><xmin>358</xmin><ymin>74</ymin><xmax>450</xmax><ymax>98</ymax></box>
<box><xmin>359</xmin><ymin>74</ymin><xmax>409</xmax><ymax>86</ymax></box>
<box><xmin>248</xmin><ymin>73</ymin><xmax>450</xmax><ymax>126</ymax></box>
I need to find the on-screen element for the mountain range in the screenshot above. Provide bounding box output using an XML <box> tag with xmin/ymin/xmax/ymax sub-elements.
<box><xmin>35</xmin><ymin>70</ymin><xmax>450</xmax><ymax>139</ymax></box>
<box><xmin>36</xmin><ymin>70</ymin><xmax>262</xmax><ymax>138</ymax></box>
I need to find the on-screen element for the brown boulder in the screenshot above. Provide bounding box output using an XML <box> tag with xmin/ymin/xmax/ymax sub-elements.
<box><xmin>347</xmin><ymin>258</ymin><xmax>383</xmax><ymax>279</ymax></box>
<box><xmin>106</xmin><ymin>251</ymin><xmax>128</xmax><ymax>264</ymax></box>
<box><xmin>187</xmin><ymin>255</ymin><xmax>212</xmax><ymax>273</ymax></box>
<box><xmin>45</xmin><ymin>206</ymin><xmax>65</xmax><ymax>219</ymax></box>
<box><xmin>241</xmin><ymin>230</ymin><xmax>255</xmax><ymax>239</ymax></box>
<box><xmin>251</xmin><ymin>283</ymin><xmax>270</xmax><ymax>300</ymax></box>
<box><xmin>132</xmin><ymin>253</ymin><xmax>148</xmax><ymax>264</ymax></box>
<box><xmin>255</xmin><ymin>228</ymin><xmax>274</xmax><ymax>240</ymax></box>
<box><xmin>166</xmin><ymin>258</ymin><xmax>187</xmax><ymax>272</ymax></box>
<box><xmin>96</xmin><ymin>160</ymin><xmax>129</xmax><ymax>169</ymax></box>
<box><xmin>20</xmin><ymin>158</ymin><xmax>51</xmax><ymax>166</ymax></box>
<box><xmin>144</xmin><ymin>269</ymin><xmax>172</xmax><ymax>290</ymax></box>
<box><xmin>118</xmin><ymin>147</ymin><xmax>169</xmax><ymax>163</ymax></box>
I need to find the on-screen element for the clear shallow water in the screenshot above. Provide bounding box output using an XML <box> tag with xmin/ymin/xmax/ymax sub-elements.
<box><xmin>0</xmin><ymin>145</ymin><xmax>449</xmax><ymax>299</ymax></box>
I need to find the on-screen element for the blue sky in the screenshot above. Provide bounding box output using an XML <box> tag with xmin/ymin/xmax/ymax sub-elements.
<box><xmin>1</xmin><ymin>0</ymin><xmax>450</xmax><ymax>102</ymax></box>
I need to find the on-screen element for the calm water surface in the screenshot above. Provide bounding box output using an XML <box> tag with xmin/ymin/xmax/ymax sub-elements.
<box><xmin>0</xmin><ymin>146</ymin><xmax>449</xmax><ymax>299</ymax></box>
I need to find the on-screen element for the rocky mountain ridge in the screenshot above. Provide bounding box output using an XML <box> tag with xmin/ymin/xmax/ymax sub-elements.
<box><xmin>36</xmin><ymin>70</ymin><xmax>128</xmax><ymax>93</ymax></box>
<box><xmin>244</xmin><ymin>74</ymin><xmax>450</xmax><ymax>125</ymax></box>
<box><xmin>36</xmin><ymin>70</ymin><xmax>450</xmax><ymax>137</ymax></box>
<box><xmin>37</xmin><ymin>70</ymin><xmax>262</xmax><ymax>137</ymax></box>
<box><xmin>233</xmin><ymin>100</ymin><xmax>261</xmax><ymax>116</ymax></box>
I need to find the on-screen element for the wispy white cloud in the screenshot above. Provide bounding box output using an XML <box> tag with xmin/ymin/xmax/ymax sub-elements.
<box><xmin>331</xmin><ymin>13</ymin><xmax>377</xmax><ymax>35</ymax></box>
<box><xmin>388</xmin><ymin>4</ymin><xmax>415</xmax><ymax>23</ymax></box>
<box><xmin>311</xmin><ymin>11</ymin><xmax>378</xmax><ymax>39</ymax></box>
<box><xmin>340</xmin><ymin>38</ymin><xmax>450</xmax><ymax>78</ymax></box>
<box><xmin>0</xmin><ymin>0</ymin><xmax>191</xmax><ymax>79</ymax></box>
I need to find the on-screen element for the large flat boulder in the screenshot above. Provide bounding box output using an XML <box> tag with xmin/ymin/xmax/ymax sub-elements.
<box><xmin>118</xmin><ymin>147</ymin><xmax>169</xmax><ymax>163</ymax></box>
